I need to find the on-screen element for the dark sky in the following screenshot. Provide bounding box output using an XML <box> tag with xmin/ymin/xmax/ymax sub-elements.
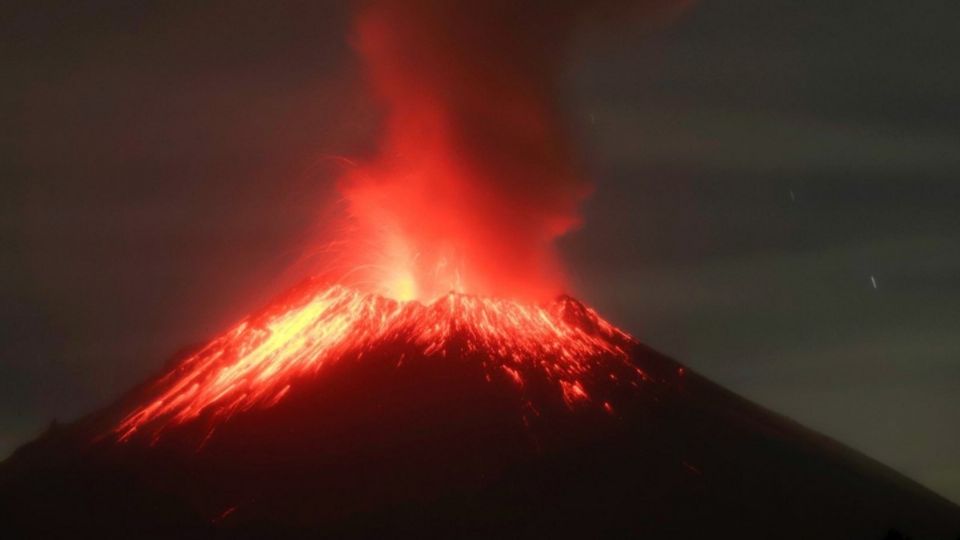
<box><xmin>3</xmin><ymin>0</ymin><xmax>959</xmax><ymax>503</ymax></box>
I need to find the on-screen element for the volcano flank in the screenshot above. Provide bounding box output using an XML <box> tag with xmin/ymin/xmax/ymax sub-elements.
<box><xmin>1</xmin><ymin>282</ymin><xmax>958</xmax><ymax>539</ymax></box>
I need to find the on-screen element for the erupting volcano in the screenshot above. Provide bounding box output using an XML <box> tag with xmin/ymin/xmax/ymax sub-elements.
<box><xmin>2</xmin><ymin>1</ymin><xmax>959</xmax><ymax>538</ymax></box>
<box><xmin>108</xmin><ymin>0</ymin><xmax>656</xmax><ymax>451</ymax></box>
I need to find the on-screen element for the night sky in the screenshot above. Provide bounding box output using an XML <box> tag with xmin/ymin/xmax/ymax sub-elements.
<box><xmin>3</xmin><ymin>0</ymin><xmax>959</xmax><ymax>504</ymax></box>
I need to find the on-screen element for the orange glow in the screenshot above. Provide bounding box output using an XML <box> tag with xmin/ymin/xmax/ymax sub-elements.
<box><xmin>115</xmin><ymin>280</ymin><xmax>642</xmax><ymax>442</ymax></box>
<box><xmin>383</xmin><ymin>270</ymin><xmax>419</xmax><ymax>302</ymax></box>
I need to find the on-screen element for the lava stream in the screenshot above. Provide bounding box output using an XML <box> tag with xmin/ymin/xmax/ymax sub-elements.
<box><xmin>115</xmin><ymin>280</ymin><xmax>642</xmax><ymax>442</ymax></box>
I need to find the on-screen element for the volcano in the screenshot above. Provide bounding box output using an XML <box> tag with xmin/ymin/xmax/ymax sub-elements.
<box><xmin>1</xmin><ymin>281</ymin><xmax>958</xmax><ymax>539</ymax></box>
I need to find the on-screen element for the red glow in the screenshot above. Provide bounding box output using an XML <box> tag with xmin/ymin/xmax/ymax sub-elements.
<box><xmin>115</xmin><ymin>280</ymin><xmax>641</xmax><ymax>442</ymax></box>
<box><xmin>335</xmin><ymin>2</ymin><xmax>591</xmax><ymax>302</ymax></box>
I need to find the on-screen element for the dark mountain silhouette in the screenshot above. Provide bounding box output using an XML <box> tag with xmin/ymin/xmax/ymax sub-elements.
<box><xmin>1</xmin><ymin>291</ymin><xmax>958</xmax><ymax>539</ymax></box>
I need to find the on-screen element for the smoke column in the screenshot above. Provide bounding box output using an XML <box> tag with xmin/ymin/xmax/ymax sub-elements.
<box><xmin>341</xmin><ymin>0</ymin><xmax>677</xmax><ymax>302</ymax></box>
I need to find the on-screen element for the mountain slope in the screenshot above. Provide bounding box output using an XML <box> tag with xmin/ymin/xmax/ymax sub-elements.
<box><xmin>1</xmin><ymin>287</ymin><xmax>957</xmax><ymax>539</ymax></box>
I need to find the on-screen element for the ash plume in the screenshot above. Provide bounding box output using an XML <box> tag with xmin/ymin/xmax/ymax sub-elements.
<box><xmin>341</xmin><ymin>0</ymin><xmax>682</xmax><ymax>301</ymax></box>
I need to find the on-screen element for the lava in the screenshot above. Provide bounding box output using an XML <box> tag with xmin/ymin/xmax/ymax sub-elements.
<box><xmin>115</xmin><ymin>279</ymin><xmax>641</xmax><ymax>442</ymax></box>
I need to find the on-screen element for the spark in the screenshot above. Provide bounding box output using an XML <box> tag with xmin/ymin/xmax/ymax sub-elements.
<box><xmin>212</xmin><ymin>506</ymin><xmax>237</xmax><ymax>524</ymax></box>
<box><xmin>870</xmin><ymin>275</ymin><xmax>878</xmax><ymax>289</ymax></box>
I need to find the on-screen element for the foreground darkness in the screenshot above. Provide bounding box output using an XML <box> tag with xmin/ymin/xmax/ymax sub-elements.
<box><xmin>1</xmin><ymin>313</ymin><xmax>958</xmax><ymax>538</ymax></box>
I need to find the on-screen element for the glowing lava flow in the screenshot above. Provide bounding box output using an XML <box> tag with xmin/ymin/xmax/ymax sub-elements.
<box><xmin>115</xmin><ymin>279</ymin><xmax>642</xmax><ymax>442</ymax></box>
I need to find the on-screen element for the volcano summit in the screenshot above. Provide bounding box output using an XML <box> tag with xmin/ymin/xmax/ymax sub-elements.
<box><xmin>112</xmin><ymin>281</ymin><xmax>640</xmax><ymax>444</ymax></box>
<box><xmin>1</xmin><ymin>281</ymin><xmax>958</xmax><ymax>538</ymax></box>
